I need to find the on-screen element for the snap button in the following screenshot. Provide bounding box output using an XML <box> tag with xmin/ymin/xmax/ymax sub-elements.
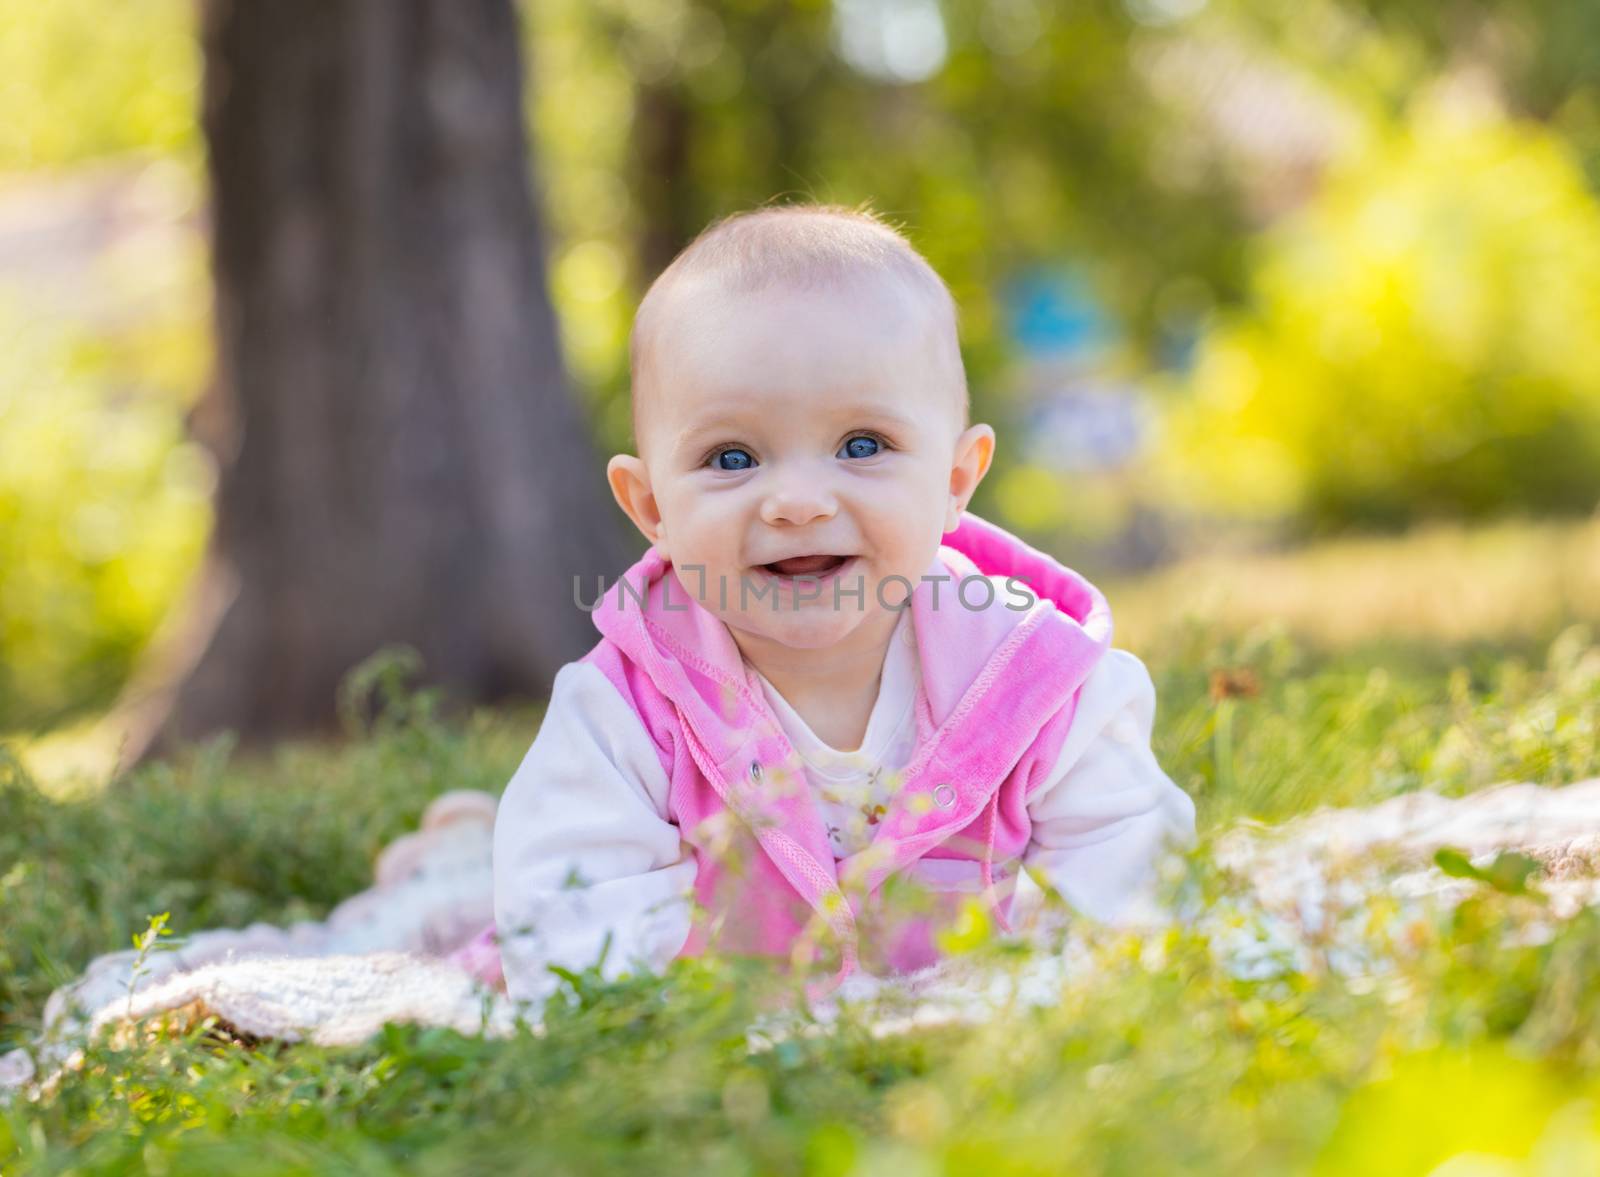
<box><xmin>932</xmin><ymin>783</ymin><xmax>956</xmax><ymax>809</ymax></box>
<box><xmin>749</xmin><ymin>760</ymin><xmax>763</xmax><ymax>781</ymax></box>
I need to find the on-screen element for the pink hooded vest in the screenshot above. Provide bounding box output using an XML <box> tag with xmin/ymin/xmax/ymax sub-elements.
<box><xmin>465</xmin><ymin>510</ymin><xmax>1114</xmax><ymax>994</ymax></box>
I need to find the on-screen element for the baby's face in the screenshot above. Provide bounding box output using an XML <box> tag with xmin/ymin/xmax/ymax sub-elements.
<box><xmin>609</xmin><ymin>275</ymin><xmax>993</xmax><ymax>653</ymax></box>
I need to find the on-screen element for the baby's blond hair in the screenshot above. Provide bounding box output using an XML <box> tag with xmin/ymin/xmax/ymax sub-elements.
<box><xmin>628</xmin><ymin>202</ymin><xmax>969</xmax><ymax>449</ymax></box>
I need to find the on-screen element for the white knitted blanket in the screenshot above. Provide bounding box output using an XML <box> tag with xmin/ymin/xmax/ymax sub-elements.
<box><xmin>4</xmin><ymin>778</ymin><xmax>1598</xmax><ymax>1102</ymax></box>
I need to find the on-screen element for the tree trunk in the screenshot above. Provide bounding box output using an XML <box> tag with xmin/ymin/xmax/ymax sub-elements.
<box><xmin>632</xmin><ymin>81</ymin><xmax>697</xmax><ymax>289</ymax></box>
<box><xmin>127</xmin><ymin>0</ymin><xmax>634</xmax><ymax>757</ymax></box>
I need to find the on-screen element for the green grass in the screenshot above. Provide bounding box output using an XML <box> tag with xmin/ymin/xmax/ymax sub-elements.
<box><xmin>2</xmin><ymin>537</ymin><xmax>1599</xmax><ymax>1174</ymax></box>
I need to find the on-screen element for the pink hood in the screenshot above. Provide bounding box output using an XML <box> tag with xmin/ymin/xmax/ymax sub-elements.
<box><xmin>590</xmin><ymin>509</ymin><xmax>1111</xmax><ymax>742</ymax></box>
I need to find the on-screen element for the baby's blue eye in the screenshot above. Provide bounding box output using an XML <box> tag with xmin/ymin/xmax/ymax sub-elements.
<box><xmin>711</xmin><ymin>447</ymin><xmax>754</xmax><ymax>471</ymax></box>
<box><xmin>840</xmin><ymin>435</ymin><xmax>882</xmax><ymax>460</ymax></box>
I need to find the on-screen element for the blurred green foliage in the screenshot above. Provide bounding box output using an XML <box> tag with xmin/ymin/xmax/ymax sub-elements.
<box><xmin>1212</xmin><ymin>0</ymin><xmax>1600</xmax><ymax>186</ymax></box>
<box><xmin>0</xmin><ymin>0</ymin><xmax>198</xmax><ymax>170</ymax></box>
<box><xmin>3</xmin><ymin>0</ymin><xmax>1600</xmax><ymax>730</ymax></box>
<box><xmin>0</xmin><ymin>284</ymin><xmax>210</xmax><ymax>732</ymax></box>
<box><xmin>526</xmin><ymin>0</ymin><xmax>1252</xmax><ymax>460</ymax></box>
<box><xmin>1158</xmin><ymin>96</ymin><xmax>1600</xmax><ymax>530</ymax></box>
<box><xmin>0</xmin><ymin>0</ymin><xmax>207</xmax><ymax>732</ymax></box>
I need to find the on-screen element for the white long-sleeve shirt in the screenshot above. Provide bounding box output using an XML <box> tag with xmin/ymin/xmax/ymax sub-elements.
<box><xmin>492</xmin><ymin>607</ymin><xmax>1196</xmax><ymax>1007</ymax></box>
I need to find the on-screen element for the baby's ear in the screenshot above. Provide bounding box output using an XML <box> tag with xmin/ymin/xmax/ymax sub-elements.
<box><xmin>946</xmin><ymin>424</ymin><xmax>996</xmax><ymax>530</ymax></box>
<box><xmin>607</xmin><ymin>454</ymin><xmax>667</xmax><ymax>551</ymax></box>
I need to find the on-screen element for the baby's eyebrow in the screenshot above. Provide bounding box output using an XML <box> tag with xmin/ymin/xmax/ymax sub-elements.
<box><xmin>841</xmin><ymin>407</ymin><xmax>920</xmax><ymax>434</ymax></box>
<box><xmin>672</xmin><ymin>405</ymin><xmax>918</xmax><ymax>452</ymax></box>
<box><xmin>670</xmin><ymin>421</ymin><xmax>738</xmax><ymax>455</ymax></box>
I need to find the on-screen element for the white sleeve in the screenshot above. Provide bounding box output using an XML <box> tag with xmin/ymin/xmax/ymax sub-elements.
<box><xmin>1022</xmin><ymin>648</ymin><xmax>1197</xmax><ymax>926</ymax></box>
<box><xmin>492</xmin><ymin>660</ymin><xmax>696</xmax><ymax>1009</ymax></box>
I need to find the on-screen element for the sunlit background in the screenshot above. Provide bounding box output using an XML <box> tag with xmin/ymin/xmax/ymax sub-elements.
<box><xmin>2</xmin><ymin>0</ymin><xmax>1598</xmax><ymax>747</ymax></box>
<box><xmin>6</xmin><ymin>5</ymin><xmax>1600</xmax><ymax>1167</ymax></box>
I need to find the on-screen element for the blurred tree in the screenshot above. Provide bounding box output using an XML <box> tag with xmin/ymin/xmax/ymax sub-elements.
<box><xmin>124</xmin><ymin>0</ymin><xmax>634</xmax><ymax>756</ymax></box>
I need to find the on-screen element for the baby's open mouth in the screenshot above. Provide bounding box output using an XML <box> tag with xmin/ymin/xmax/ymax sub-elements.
<box><xmin>760</xmin><ymin>554</ymin><xmax>851</xmax><ymax>577</ymax></box>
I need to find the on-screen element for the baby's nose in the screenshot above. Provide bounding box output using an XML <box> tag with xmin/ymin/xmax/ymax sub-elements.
<box><xmin>759</xmin><ymin>470</ymin><xmax>838</xmax><ymax>526</ymax></box>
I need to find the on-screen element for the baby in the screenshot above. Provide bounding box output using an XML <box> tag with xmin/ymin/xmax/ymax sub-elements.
<box><xmin>490</xmin><ymin>203</ymin><xmax>1196</xmax><ymax>1004</ymax></box>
